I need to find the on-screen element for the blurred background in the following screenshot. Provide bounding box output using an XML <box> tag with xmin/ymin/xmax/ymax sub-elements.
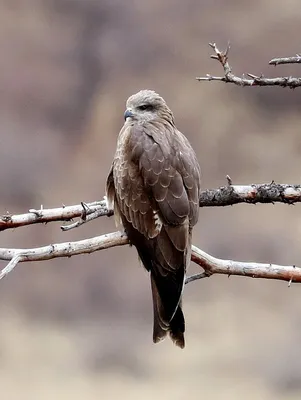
<box><xmin>1</xmin><ymin>0</ymin><xmax>301</xmax><ymax>399</ymax></box>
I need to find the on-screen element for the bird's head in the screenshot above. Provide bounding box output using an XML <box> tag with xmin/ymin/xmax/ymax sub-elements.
<box><xmin>124</xmin><ymin>90</ymin><xmax>174</xmax><ymax>124</ymax></box>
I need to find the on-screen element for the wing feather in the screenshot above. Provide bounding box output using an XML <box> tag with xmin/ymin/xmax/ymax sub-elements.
<box><xmin>108</xmin><ymin>121</ymin><xmax>200</xmax><ymax>235</ymax></box>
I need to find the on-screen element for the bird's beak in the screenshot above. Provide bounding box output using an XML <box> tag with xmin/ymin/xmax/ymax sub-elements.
<box><xmin>124</xmin><ymin>109</ymin><xmax>134</xmax><ymax>120</ymax></box>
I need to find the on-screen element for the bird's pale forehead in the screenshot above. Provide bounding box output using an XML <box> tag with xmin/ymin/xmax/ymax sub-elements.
<box><xmin>126</xmin><ymin>90</ymin><xmax>165</xmax><ymax>107</ymax></box>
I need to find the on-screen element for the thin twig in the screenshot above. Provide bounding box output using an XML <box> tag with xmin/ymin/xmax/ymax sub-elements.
<box><xmin>0</xmin><ymin>254</ymin><xmax>25</xmax><ymax>280</ymax></box>
<box><xmin>226</xmin><ymin>175</ymin><xmax>233</xmax><ymax>186</ymax></box>
<box><xmin>197</xmin><ymin>43</ymin><xmax>301</xmax><ymax>88</ymax></box>
<box><xmin>184</xmin><ymin>272</ymin><xmax>210</xmax><ymax>284</ymax></box>
<box><xmin>61</xmin><ymin>208</ymin><xmax>108</xmax><ymax>231</ymax></box>
<box><xmin>269</xmin><ymin>55</ymin><xmax>301</xmax><ymax>66</ymax></box>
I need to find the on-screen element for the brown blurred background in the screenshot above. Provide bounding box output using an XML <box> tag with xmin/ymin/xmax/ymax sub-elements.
<box><xmin>1</xmin><ymin>1</ymin><xmax>301</xmax><ymax>399</ymax></box>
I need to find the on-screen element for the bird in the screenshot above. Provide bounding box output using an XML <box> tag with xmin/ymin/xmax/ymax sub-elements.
<box><xmin>106</xmin><ymin>90</ymin><xmax>201</xmax><ymax>348</ymax></box>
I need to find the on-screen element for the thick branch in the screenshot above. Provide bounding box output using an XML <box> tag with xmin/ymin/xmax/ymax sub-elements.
<box><xmin>196</xmin><ymin>43</ymin><xmax>301</xmax><ymax>88</ymax></box>
<box><xmin>0</xmin><ymin>231</ymin><xmax>300</xmax><ymax>285</ymax></box>
<box><xmin>1</xmin><ymin>182</ymin><xmax>300</xmax><ymax>232</ymax></box>
<box><xmin>199</xmin><ymin>182</ymin><xmax>301</xmax><ymax>207</ymax></box>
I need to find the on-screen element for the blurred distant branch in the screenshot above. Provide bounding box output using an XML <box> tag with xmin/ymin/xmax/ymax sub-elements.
<box><xmin>0</xmin><ymin>182</ymin><xmax>300</xmax><ymax>232</ymax></box>
<box><xmin>197</xmin><ymin>43</ymin><xmax>301</xmax><ymax>88</ymax></box>
<box><xmin>0</xmin><ymin>231</ymin><xmax>300</xmax><ymax>286</ymax></box>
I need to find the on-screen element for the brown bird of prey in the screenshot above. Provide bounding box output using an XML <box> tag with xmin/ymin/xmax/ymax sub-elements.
<box><xmin>106</xmin><ymin>90</ymin><xmax>201</xmax><ymax>348</ymax></box>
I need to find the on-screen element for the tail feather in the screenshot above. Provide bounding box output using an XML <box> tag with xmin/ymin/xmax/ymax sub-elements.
<box><xmin>169</xmin><ymin>300</ymin><xmax>185</xmax><ymax>349</ymax></box>
<box><xmin>122</xmin><ymin>218</ymin><xmax>187</xmax><ymax>348</ymax></box>
<box><xmin>151</xmin><ymin>273</ymin><xmax>185</xmax><ymax>348</ymax></box>
<box><xmin>151</xmin><ymin>274</ymin><xmax>169</xmax><ymax>343</ymax></box>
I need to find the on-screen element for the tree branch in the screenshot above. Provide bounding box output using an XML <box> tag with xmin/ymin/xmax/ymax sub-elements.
<box><xmin>198</xmin><ymin>182</ymin><xmax>301</xmax><ymax>207</ymax></box>
<box><xmin>269</xmin><ymin>55</ymin><xmax>301</xmax><ymax>66</ymax></box>
<box><xmin>0</xmin><ymin>232</ymin><xmax>128</xmax><ymax>280</ymax></box>
<box><xmin>196</xmin><ymin>43</ymin><xmax>301</xmax><ymax>88</ymax></box>
<box><xmin>1</xmin><ymin>182</ymin><xmax>300</xmax><ymax>232</ymax></box>
<box><xmin>189</xmin><ymin>246</ymin><xmax>301</xmax><ymax>285</ymax></box>
<box><xmin>0</xmin><ymin>231</ymin><xmax>300</xmax><ymax>286</ymax></box>
<box><xmin>0</xmin><ymin>200</ymin><xmax>112</xmax><ymax>232</ymax></box>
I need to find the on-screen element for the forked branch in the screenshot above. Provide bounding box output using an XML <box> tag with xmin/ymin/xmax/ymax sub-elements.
<box><xmin>0</xmin><ymin>231</ymin><xmax>300</xmax><ymax>286</ymax></box>
<box><xmin>196</xmin><ymin>43</ymin><xmax>301</xmax><ymax>88</ymax></box>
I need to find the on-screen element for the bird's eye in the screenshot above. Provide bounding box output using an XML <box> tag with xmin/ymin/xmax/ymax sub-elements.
<box><xmin>138</xmin><ymin>104</ymin><xmax>152</xmax><ymax>111</ymax></box>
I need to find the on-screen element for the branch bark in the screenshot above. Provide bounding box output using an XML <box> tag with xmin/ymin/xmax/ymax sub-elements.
<box><xmin>0</xmin><ymin>231</ymin><xmax>128</xmax><ymax>280</ymax></box>
<box><xmin>0</xmin><ymin>200</ymin><xmax>111</xmax><ymax>232</ymax></box>
<box><xmin>1</xmin><ymin>182</ymin><xmax>300</xmax><ymax>232</ymax></box>
<box><xmin>0</xmin><ymin>231</ymin><xmax>300</xmax><ymax>286</ymax></box>
<box><xmin>196</xmin><ymin>43</ymin><xmax>301</xmax><ymax>88</ymax></box>
<box><xmin>269</xmin><ymin>55</ymin><xmax>301</xmax><ymax>66</ymax></box>
<box><xmin>189</xmin><ymin>247</ymin><xmax>301</xmax><ymax>285</ymax></box>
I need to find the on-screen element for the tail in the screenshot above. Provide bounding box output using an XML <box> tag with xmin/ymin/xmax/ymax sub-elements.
<box><xmin>121</xmin><ymin>217</ymin><xmax>188</xmax><ymax>349</ymax></box>
<box><xmin>151</xmin><ymin>273</ymin><xmax>185</xmax><ymax>349</ymax></box>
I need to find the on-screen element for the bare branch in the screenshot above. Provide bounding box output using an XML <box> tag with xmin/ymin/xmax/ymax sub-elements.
<box><xmin>190</xmin><ymin>246</ymin><xmax>301</xmax><ymax>284</ymax></box>
<box><xmin>199</xmin><ymin>182</ymin><xmax>301</xmax><ymax>207</ymax></box>
<box><xmin>0</xmin><ymin>255</ymin><xmax>25</xmax><ymax>280</ymax></box>
<box><xmin>269</xmin><ymin>55</ymin><xmax>301</xmax><ymax>66</ymax></box>
<box><xmin>1</xmin><ymin>183</ymin><xmax>300</xmax><ymax>232</ymax></box>
<box><xmin>60</xmin><ymin>206</ymin><xmax>108</xmax><ymax>231</ymax></box>
<box><xmin>197</xmin><ymin>43</ymin><xmax>301</xmax><ymax>88</ymax></box>
<box><xmin>0</xmin><ymin>231</ymin><xmax>128</xmax><ymax>280</ymax></box>
<box><xmin>0</xmin><ymin>200</ymin><xmax>112</xmax><ymax>232</ymax></box>
<box><xmin>0</xmin><ymin>231</ymin><xmax>300</xmax><ymax>286</ymax></box>
<box><xmin>226</xmin><ymin>174</ymin><xmax>232</xmax><ymax>186</ymax></box>
<box><xmin>184</xmin><ymin>272</ymin><xmax>209</xmax><ymax>284</ymax></box>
